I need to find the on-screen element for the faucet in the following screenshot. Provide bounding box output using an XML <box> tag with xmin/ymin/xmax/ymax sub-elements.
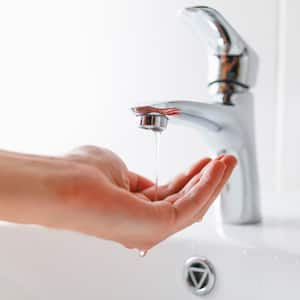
<box><xmin>132</xmin><ymin>6</ymin><xmax>261</xmax><ymax>225</ymax></box>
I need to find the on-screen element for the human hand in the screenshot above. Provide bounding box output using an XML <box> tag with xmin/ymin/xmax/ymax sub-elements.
<box><xmin>55</xmin><ymin>146</ymin><xmax>237</xmax><ymax>250</ymax></box>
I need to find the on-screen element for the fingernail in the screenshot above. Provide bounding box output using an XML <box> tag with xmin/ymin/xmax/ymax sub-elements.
<box><xmin>221</xmin><ymin>155</ymin><xmax>238</xmax><ymax>167</ymax></box>
<box><xmin>216</xmin><ymin>154</ymin><xmax>225</xmax><ymax>160</ymax></box>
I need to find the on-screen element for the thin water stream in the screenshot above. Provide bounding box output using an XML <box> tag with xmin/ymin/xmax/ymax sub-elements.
<box><xmin>154</xmin><ymin>131</ymin><xmax>161</xmax><ymax>201</ymax></box>
<box><xmin>139</xmin><ymin>130</ymin><xmax>162</xmax><ymax>258</ymax></box>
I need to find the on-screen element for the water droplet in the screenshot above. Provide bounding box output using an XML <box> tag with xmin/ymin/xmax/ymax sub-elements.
<box><xmin>139</xmin><ymin>250</ymin><xmax>148</xmax><ymax>257</ymax></box>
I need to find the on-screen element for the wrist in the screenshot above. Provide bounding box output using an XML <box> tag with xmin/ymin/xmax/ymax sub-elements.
<box><xmin>0</xmin><ymin>151</ymin><xmax>79</xmax><ymax>227</ymax></box>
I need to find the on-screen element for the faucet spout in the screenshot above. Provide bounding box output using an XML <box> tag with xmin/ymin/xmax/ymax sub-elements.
<box><xmin>132</xmin><ymin>103</ymin><xmax>222</xmax><ymax>132</ymax></box>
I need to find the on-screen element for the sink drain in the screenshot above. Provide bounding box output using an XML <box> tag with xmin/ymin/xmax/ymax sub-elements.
<box><xmin>183</xmin><ymin>257</ymin><xmax>216</xmax><ymax>296</ymax></box>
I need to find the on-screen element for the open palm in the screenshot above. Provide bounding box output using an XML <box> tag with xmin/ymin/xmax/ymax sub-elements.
<box><xmin>62</xmin><ymin>146</ymin><xmax>236</xmax><ymax>250</ymax></box>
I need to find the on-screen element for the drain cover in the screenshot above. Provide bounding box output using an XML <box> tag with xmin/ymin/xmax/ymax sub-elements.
<box><xmin>183</xmin><ymin>257</ymin><xmax>216</xmax><ymax>296</ymax></box>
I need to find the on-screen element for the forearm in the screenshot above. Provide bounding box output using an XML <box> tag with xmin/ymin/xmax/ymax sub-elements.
<box><xmin>0</xmin><ymin>151</ymin><xmax>73</xmax><ymax>226</ymax></box>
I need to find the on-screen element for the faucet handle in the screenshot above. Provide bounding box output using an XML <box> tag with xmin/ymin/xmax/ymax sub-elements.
<box><xmin>181</xmin><ymin>6</ymin><xmax>246</xmax><ymax>56</ymax></box>
<box><xmin>181</xmin><ymin>6</ymin><xmax>257</xmax><ymax>104</ymax></box>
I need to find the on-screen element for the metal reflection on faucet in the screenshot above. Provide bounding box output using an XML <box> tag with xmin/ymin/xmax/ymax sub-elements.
<box><xmin>132</xmin><ymin>6</ymin><xmax>261</xmax><ymax>225</ymax></box>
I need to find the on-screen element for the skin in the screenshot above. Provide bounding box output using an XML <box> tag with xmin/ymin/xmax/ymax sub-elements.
<box><xmin>0</xmin><ymin>146</ymin><xmax>236</xmax><ymax>251</ymax></box>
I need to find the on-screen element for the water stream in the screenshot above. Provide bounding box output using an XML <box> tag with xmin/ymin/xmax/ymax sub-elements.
<box><xmin>154</xmin><ymin>131</ymin><xmax>161</xmax><ymax>201</ymax></box>
<box><xmin>139</xmin><ymin>130</ymin><xmax>162</xmax><ymax>258</ymax></box>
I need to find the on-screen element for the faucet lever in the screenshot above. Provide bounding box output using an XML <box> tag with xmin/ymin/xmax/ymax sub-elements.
<box><xmin>181</xmin><ymin>6</ymin><xmax>253</xmax><ymax>103</ymax></box>
<box><xmin>182</xmin><ymin>6</ymin><xmax>246</xmax><ymax>56</ymax></box>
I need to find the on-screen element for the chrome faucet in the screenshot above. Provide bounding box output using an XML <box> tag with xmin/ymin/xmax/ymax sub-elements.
<box><xmin>132</xmin><ymin>6</ymin><xmax>261</xmax><ymax>225</ymax></box>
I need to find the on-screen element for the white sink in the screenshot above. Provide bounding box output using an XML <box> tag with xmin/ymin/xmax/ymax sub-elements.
<box><xmin>0</xmin><ymin>210</ymin><xmax>299</xmax><ymax>300</ymax></box>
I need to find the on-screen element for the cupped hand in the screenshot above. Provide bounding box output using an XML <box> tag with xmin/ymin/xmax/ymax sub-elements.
<box><xmin>57</xmin><ymin>146</ymin><xmax>236</xmax><ymax>251</ymax></box>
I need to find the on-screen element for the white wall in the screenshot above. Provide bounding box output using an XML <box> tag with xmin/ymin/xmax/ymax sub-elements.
<box><xmin>0</xmin><ymin>1</ymin><xmax>292</xmax><ymax>213</ymax></box>
<box><xmin>276</xmin><ymin>0</ymin><xmax>300</xmax><ymax>193</ymax></box>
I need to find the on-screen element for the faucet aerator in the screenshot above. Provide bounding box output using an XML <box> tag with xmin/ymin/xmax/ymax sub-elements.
<box><xmin>139</xmin><ymin>114</ymin><xmax>168</xmax><ymax>132</ymax></box>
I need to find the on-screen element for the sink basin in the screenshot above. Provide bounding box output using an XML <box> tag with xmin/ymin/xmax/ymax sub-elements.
<box><xmin>0</xmin><ymin>208</ymin><xmax>299</xmax><ymax>299</ymax></box>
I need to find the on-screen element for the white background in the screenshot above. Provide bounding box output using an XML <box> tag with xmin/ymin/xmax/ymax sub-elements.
<box><xmin>0</xmin><ymin>0</ymin><xmax>296</xmax><ymax>214</ymax></box>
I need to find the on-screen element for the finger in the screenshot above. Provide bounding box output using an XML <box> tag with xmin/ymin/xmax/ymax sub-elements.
<box><xmin>206</xmin><ymin>155</ymin><xmax>237</xmax><ymax>204</ymax></box>
<box><xmin>164</xmin><ymin>159</ymin><xmax>218</xmax><ymax>204</ymax></box>
<box><xmin>172</xmin><ymin>160</ymin><xmax>226</xmax><ymax>230</ymax></box>
<box><xmin>180</xmin><ymin>155</ymin><xmax>226</xmax><ymax>195</ymax></box>
<box><xmin>194</xmin><ymin>155</ymin><xmax>237</xmax><ymax>221</ymax></box>
<box><xmin>142</xmin><ymin>157</ymin><xmax>212</xmax><ymax>201</ymax></box>
<box><xmin>128</xmin><ymin>172</ymin><xmax>154</xmax><ymax>192</ymax></box>
<box><xmin>163</xmin><ymin>155</ymin><xmax>227</xmax><ymax>204</ymax></box>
